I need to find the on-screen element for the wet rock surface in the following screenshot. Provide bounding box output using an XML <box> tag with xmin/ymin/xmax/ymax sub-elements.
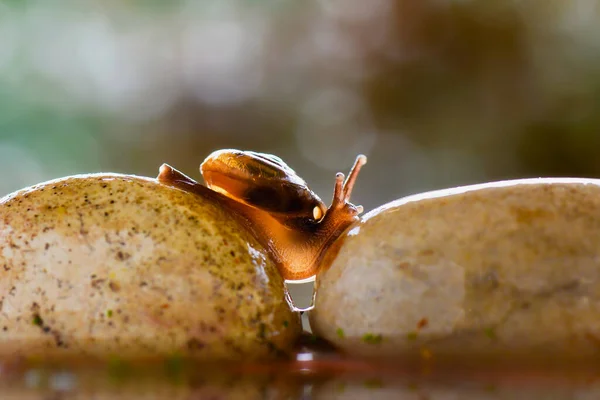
<box><xmin>310</xmin><ymin>179</ymin><xmax>600</xmax><ymax>360</ymax></box>
<box><xmin>0</xmin><ymin>174</ymin><xmax>301</xmax><ymax>360</ymax></box>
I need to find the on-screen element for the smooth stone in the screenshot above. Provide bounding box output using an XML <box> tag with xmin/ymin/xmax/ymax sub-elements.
<box><xmin>0</xmin><ymin>174</ymin><xmax>301</xmax><ymax>361</ymax></box>
<box><xmin>310</xmin><ymin>178</ymin><xmax>600</xmax><ymax>360</ymax></box>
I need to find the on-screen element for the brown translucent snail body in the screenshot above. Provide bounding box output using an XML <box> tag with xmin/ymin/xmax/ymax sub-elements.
<box><xmin>158</xmin><ymin>149</ymin><xmax>367</xmax><ymax>281</ymax></box>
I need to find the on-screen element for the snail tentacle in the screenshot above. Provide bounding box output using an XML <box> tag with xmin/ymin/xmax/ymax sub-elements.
<box><xmin>328</xmin><ymin>154</ymin><xmax>367</xmax><ymax>217</ymax></box>
<box><xmin>342</xmin><ymin>154</ymin><xmax>367</xmax><ymax>201</ymax></box>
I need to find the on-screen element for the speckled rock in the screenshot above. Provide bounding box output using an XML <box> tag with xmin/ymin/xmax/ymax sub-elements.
<box><xmin>0</xmin><ymin>173</ymin><xmax>301</xmax><ymax>361</ymax></box>
<box><xmin>310</xmin><ymin>178</ymin><xmax>600</xmax><ymax>360</ymax></box>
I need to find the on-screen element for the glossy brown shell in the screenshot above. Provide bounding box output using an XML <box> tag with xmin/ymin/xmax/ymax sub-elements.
<box><xmin>201</xmin><ymin>149</ymin><xmax>326</xmax><ymax>221</ymax></box>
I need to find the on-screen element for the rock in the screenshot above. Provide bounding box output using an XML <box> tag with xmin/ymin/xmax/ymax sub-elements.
<box><xmin>0</xmin><ymin>173</ymin><xmax>301</xmax><ymax>361</ymax></box>
<box><xmin>310</xmin><ymin>178</ymin><xmax>600</xmax><ymax>360</ymax></box>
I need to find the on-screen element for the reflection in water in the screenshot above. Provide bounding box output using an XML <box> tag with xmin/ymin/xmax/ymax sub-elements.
<box><xmin>3</xmin><ymin>351</ymin><xmax>600</xmax><ymax>399</ymax></box>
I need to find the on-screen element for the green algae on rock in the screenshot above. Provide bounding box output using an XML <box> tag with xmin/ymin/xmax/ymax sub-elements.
<box><xmin>0</xmin><ymin>172</ymin><xmax>301</xmax><ymax>361</ymax></box>
<box><xmin>310</xmin><ymin>178</ymin><xmax>600</xmax><ymax>360</ymax></box>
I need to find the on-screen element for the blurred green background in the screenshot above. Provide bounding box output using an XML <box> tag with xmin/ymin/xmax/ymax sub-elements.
<box><xmin>2</xmin><ymin>0</ymin><xmax>600</xmax><ymax>212</ymax></box>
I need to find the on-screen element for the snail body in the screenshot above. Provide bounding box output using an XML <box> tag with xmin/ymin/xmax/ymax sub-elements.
<box><xmin>160</xmin><ymin>149</ymin><xmax>367</xmax><ymax>281</ymax></box>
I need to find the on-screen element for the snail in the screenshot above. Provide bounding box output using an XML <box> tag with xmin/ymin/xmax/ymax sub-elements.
<box><xmin>157</xmin><ymin>149</ymin><xmax>367</xmax><ymax>281</ymax></box>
